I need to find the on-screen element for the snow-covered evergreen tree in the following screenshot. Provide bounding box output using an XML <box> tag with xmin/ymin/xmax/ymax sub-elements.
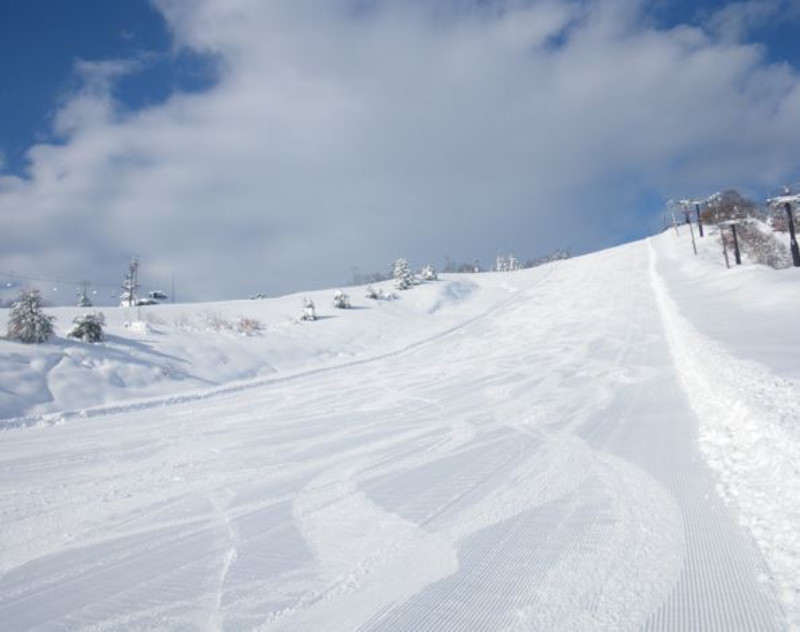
<box><xmin>301</xmin><ymin>297</ymin><xmax>317</xmax><ymax>321</ymax></box>
<box><xmin>366</xmin><ymin>285</ymin><xmax>379</xmax><ymax>300</ymax></box>
<box><xmin>7</xmin><ymin>289</ymin><xmax>55</xmax><ymax>343</ymax></box>
<box><xmin>67</xmin><ymin>313</ymin><xmax>105</xmax><ymax>343</ymax></box>
<box><xmin>333</xmin><ymin>290</ymin><xmax>351</xmax><ymax>309</ymax></box>
<box><xmin>393</xmin><ymin>258</ymin><xmax>413</xmax><ymax>290</ymax></box>
<box><xmin>421</xmin><ymin>264</ymin><xmax>438</xmax><ymax>281</ymax></box>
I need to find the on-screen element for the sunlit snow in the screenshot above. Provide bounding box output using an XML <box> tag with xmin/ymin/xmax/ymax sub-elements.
<box><xmin>0</xmin><ymin>230</ymin><xmax>796</xmax><ymax>629</ymax></box>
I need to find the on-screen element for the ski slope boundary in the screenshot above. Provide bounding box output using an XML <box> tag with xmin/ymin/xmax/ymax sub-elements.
<box><xmin>648</xmin><ymin>238</ymin><xmax>799</xmax><ymax>626</ymax></box>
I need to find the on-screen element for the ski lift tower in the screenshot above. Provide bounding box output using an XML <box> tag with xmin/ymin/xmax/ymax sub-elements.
<box><xmin>120</xmin><ymin>257</ymin><xmax>140</xmax><ymax>307</ymax></box>
<box><xmin>678</xmin><ymin>198</ymin><xmax>705</xmax><ymax>237</ymax></box>
<box><xmin>719</xmin><ymin>219</ymin><xmax>742</xmax><ymax>265</ymax></box>
<box><xmin>767</xmin><ymin>188</ymin><xmax>800</xmax><ymax>267</ymax></box>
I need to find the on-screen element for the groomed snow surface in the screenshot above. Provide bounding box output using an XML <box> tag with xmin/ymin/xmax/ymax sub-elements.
<box><xmin>0</xmin><ymin>230</ymin><xmax>797</xmax><ymax>630</ymax></box>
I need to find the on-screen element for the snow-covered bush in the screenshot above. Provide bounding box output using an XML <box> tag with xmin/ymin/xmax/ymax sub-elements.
<box><xmin>394</xmin><ymin>258</ymin><xmax>414</xmax><ymax>290</ymax></box>
<box><xmin>67</xmin><ymin>313</ymin><xmax>105</xmax><ymax>343</ymax></box>
<box><xmin>301</xmin><ymin>297</ymin><xmax>317</xmax><ymax>321</ymax></box>
<box><xmin>366</xmin><ymin>286</ymin><xmax>398</xmax><ymax>300</ymax></box>
<box><xmin>421</xmin><ymin>265</ymin><xmax>438</xmax><ymax>281</ymax></box>
<box><xmin>7</xmin><ymin>289</ymin><xmax>55</xmax><ymax>343</ymax></box>
<box><xmin>235</xmin><ymin>317</ymin><xmax>263</xmax><ymax>335</ymax></box>
<box><xmin>204</xmin><ymin>312</ymin><xmax>230</xmax><ymax>332</ymax></box>
<box><xmin>333</xmin><ymin>290</ymin><xmax>351</xmax><ymax>309</ymax></box>
<box><xmin>124</xmin><ymin>320</ymin><xmax>151</xmax><ymax>335</ymax></box>
<box><xmin>738</xmin><ymin>219</ymin><xmax>792</xmax><ymax>269</ymax></box>
<box><xmin>199</xmin><ymin>312</ymin><xmax>263</xmax><ymax>334</ymax></box>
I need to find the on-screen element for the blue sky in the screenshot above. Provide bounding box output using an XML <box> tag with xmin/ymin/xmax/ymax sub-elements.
<box><xmin>2</xmin><ymin>0</ymin><xmax>800</xmax><ymax>301</ymax></box>
<box><xmin>0</xmin><ymin>0</ymin><xmax>215</xmax><ymax>174</ymax></box>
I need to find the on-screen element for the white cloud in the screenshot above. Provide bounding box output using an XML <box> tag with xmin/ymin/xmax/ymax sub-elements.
<box><xmin>2</xmin><ymin>0</ymin><xmax>800</xmax><ymax>300</ymax></box>
<box><xmin>704</xmin><ymin>0</ymin><xmax>792</xmax><ymax>43</ymax></box>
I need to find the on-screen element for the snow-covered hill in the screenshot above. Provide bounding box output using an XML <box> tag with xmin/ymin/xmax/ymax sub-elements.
<box><xmin>0</xmin><ymin>276</ymin><xmax>516</xmax><ymax>423</ymax></box>
<box><xmin>0</xmin><ymin>231</ymin><xmax>797</xmax><ymax>629</ymax></box>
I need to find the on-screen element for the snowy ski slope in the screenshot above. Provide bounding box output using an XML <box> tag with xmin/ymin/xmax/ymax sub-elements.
<box><xmin>0</xmin><ymin>231</ymin><xmax>797</xmax><ymax>630</ymax></box>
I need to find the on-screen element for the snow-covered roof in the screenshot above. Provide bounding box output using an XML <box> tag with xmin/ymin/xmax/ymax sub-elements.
<box><xmin>767</xmin><ymin>194</ymin><xmax>800</xmax><ymax>207</ymax></box>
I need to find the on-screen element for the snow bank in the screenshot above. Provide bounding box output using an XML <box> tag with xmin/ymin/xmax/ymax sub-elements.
<box><xmin>649</xmin><ymin>238</ymin><xmax>800</xmax><ymax>625</ymax></box>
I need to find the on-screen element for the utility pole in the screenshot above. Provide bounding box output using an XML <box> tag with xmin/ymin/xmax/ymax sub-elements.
<box><xmin>685</xmin><ymin>211</ymin><xmax>697</xmax><ymax>255</ymax></box>
<box><xmin>77</xmin><ymin>280</ymin><xmax>92</xmax><ymax>307</ymax></box>
<box><xmin>731</xmin><ymin>224</ymin><xmax>742</xmax><ymax>265</ymax></box>
<box><xmin>722</xmin><ymin>234</ymin><xmax>730</xmax><ymax>269</ymax></box>
<box><xmin>677</xmin><ymin>199</ymin><xmax>697</xmax><ymax>254</ymax></box>
<box><xmin>695</xmin><ymin>202</ymin><xmax>704</xmax><ymax>237</ymax></box>
<box><xmin>121</xmin><ymin>257</ymin><xmax>140</xmax><ymax>307</ymax></box>
<box><xmin>767</xmin><ymin>190</ymin><xmax>800</xmax><ymax>267</ymax></box>
<box><xmin>785</xmin><ymin>201</ymin><xmax>800</xmax><ymax>267</ymax></box>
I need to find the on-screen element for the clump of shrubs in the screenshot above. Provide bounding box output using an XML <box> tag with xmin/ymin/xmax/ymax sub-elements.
<box><xmin>67</xmin><ymin>313</ymin><xmax>106</xmax><ymax>343</ymax></box>
<box><xmin>737</xmin><ymin>219</ymin><xmax>792</xmax><ymax>269</ymax></box>
<box><xmin>235</xmin><ymin>317</ymin><xmax>263</xmax><ymax>335</ymax></box>
<box><xmin>201</xmin><ymin>312</ymin><xmax>263</xmax><ymax>334</ymax></box>
<box><xmin>366</xmin><ymin>286</ymin><xmax>397</xmax><ymax>301</ymax></box>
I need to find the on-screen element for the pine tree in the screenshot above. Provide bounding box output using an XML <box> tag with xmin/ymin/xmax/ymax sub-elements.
<box><xmin>421</xmin><ymin>264</ymin><xmax>438</xmax><ymax>281</ymax></box>
<box><xmin>333</xmin><ymin>290</ymin><xmax>351</xmax><ymax>309</ymax></box>
<box><xmin>7</xmin><ymin>289</ymin><xmax>55</xmax><ymax>343</ymax></box>
<box><xmin>301</xmin><ymin>297</ymin><xmax>317</xmax><ymax>321</ymax></box>
<box><xmin>67</xmin><ymin>313</ymin><xmax>105</xmax><ymax>343</ymax></box>
<box><xmin>393</xmin><ymin>258</ymin><xmax>413</xmax><ymax>290</ymax></box>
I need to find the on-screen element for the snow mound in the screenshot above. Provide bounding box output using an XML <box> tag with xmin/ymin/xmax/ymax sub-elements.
<box><xmin>425</xmin><ymin>280</ymin><xmax>478</xmax><ymax>314</ymax></box>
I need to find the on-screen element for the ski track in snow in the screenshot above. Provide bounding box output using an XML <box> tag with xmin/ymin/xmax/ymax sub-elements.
<box><xmin>0</xmin><ymin>239</ymin><xmax>792</xmax><ymax>629</ymax></box>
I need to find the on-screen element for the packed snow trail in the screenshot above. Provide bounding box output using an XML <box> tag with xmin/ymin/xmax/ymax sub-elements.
<box><xmin>0</xmin><ymin>241</ymin><xmax>789</xmax><ymax>629</ymax></box>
